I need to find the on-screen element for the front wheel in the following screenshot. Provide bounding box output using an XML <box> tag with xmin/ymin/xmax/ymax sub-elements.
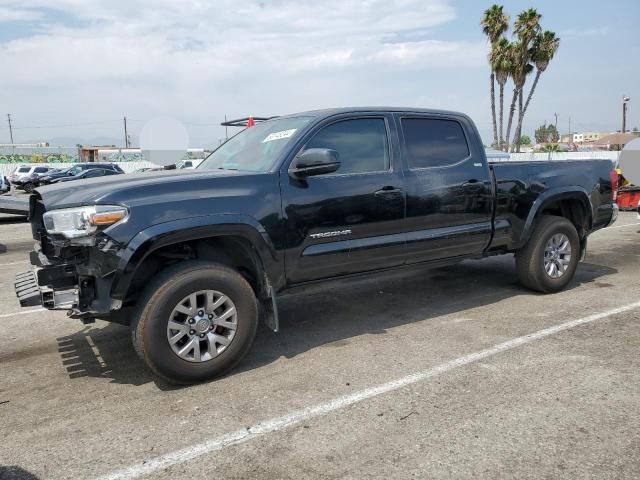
<box><xmin>131</xmin><ymin>261</ymin><xmax>258</xmax><ymax>384</ymax></box>
<box><xmin>516</xmin><ymin>215</ymin><xmax>580</xmax><ymax>293</ymax></box>
<box><xmin>23</xmin><ymin>182</ymin><xmax>34</xmax><ymax>193</ymax></box>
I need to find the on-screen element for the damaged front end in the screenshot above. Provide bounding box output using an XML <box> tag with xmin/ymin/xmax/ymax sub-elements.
<box><xmin>15</xmin><ymin>193</ymin><xmax>128</xmax><ymax>324</ymax></box>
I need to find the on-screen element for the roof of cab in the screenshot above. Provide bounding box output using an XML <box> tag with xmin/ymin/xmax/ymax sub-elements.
<box><xmin>278</xmin><ymin>106</ymin><xmax>468</xmax><ymax>120</ymax></box>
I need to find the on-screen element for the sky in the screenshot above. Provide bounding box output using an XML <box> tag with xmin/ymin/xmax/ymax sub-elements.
<box><xmin>0</xmin><ymin>0</ymin><xmax>638</xmax><ymax>147</ymax></box>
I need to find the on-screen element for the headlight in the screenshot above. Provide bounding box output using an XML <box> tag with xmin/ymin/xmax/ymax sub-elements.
<box><xmin>43</xmin><ymin>205</ymin><xmax>128</xmax><ymax>238</ymax></box>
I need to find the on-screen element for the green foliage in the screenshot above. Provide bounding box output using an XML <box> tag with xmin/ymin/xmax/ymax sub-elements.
<box><xmin>520</xmin><ymin>135</ymin><xmax>531</xmax><ymax>145</ymax></box>
<box><xmin>534</xmin><ymin>123</ymin><xmax>559</xmax><ymax>143</ymax></box>
<box><xmin>541</xmin><ymin>143</ymin><xmax>561</xmax><ymax>152</ymax></box>
<box><xmin>532</xmin><ymin>31</ymin><xmax>560</xmax><ymax>72</ymax></box>
<box><xmin>481</xmin><ymin>5</ymin><xmax>510</xmax><ymax>44</ymax></box>
<box><xmin>489</xmin><ymin>37</ymin><xmax>515</xmax><ymax>86</ymax></box>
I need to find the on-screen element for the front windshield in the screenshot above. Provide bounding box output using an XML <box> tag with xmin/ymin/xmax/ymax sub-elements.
<box><xmin>199</xmin><ymin>116</ymin><xmax>312</xmax><ymax>172</ymax></box>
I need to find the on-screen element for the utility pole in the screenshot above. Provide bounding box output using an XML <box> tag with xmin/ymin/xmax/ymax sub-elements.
<box><xmin>554</xmin><ymin>112</ymin><xmax>558</xmax><ymax>130</ymax></box>
<box><xmin>7</xmin><ymin>113</ymin><xmax>14</xmax><ymax>144</ymax></box>
<box><xmin>123</xmin><ymin>116</ymin><xmax>130</xmax><ymax>148</ymax></box>
<box><xmin>622</xmin><ymin>96</ymin><xmax>630</xmax><ymax>133</ymax></box>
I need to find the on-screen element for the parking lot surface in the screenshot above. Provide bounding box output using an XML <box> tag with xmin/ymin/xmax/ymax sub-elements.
<box><xmin>0</xmin><ymin>212</ymin><xmax>639</xmax><ymax>479</ymax></box>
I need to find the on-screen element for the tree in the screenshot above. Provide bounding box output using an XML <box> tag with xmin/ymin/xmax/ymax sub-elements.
<box><xmin>489</xmin><ymin>37</ymin><xmax>514</xmax><ymax>149</ymax></box>
<box><xmin>513</xmin><ymin>30</ymin><xmax>560</xmax><ymax>152</ymax></box>
<box><xmin>541</xmin><ymin>143</ymin><xmax>561</xmax><ymax>152</ymax></box>
<box><xmin>534</xmin><ymin>123</ymin><xmax>559</xmax><ymax>143</ymax></box>
<box><xmin>520</xmin><ymin>135</ymin><xmax>531</xmax><ymax>145</ymax></box>
<box><xmin>504</xmin><ymin>8</ymin><xmax>541</xmax><ymax>152</ymax></box>
<box><xmin>505</xmin><ymin>44</ymin><xmax>533</xmax><ymax>152</ymax></box>
<box><xmin>481</xmin><ymin>5</ymin><xmax>509</xmax><ymax>147</ymax></box>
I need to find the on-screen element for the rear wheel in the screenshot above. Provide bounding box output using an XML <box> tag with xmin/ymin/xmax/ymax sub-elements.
<box><xmin>23</xmin><ymin>182</ymin><xmax>34</xmax><ymax>193</ymax></box>
<box><xmin>516</xmin><ymin>215</ymin><xmax>580</xmax><ymax>293</ymax></box>
<box><xmin>131</xmin><ymin>261</ymin><xmax>258</xmax><ymax>384</ymax></box>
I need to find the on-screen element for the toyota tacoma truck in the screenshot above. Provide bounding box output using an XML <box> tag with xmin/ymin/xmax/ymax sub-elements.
<box><xmin>15</xmin><ymin>108</ymin><xmax>619</xmax><ymax>384</ymax></box>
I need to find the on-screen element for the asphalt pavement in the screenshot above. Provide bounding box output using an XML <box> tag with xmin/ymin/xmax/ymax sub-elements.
<box><xmin>0</xmin><ymin>212</ymin><xmax>638</xmax><ymax>480</ymax></box>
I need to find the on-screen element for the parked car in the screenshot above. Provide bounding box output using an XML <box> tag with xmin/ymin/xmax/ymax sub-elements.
<box><xmin>133</xmin><ymin>167</ymin><xmax>165</xmax><ymax>173</ymax></box>
<box><xmin>176</xmin><ymin>159</ymin><xmax>203</xmax><ymax>169</ymax></box>
<box><xmin>0</xmin><ymin>175</ymin><xmax>10</xmax><ymax>194</ymax></box>
<box><xmin>15</xmin><ymin>107</ymin><xmax>619</xmax><ymax>384</ymax></box>
<box><xmin>38</xmin><ymin>163</ymin><xmax>124</xmax><ymax>185</ymax></box>
<box><xmin>50</xmin><ymin>168</ymin><xmax>123</xmax><ymax>184</ymax></box>
<box><xmin>10</xmin><ymin>165</ymin><xmax>51</xmax><ymax>193</ymax></box>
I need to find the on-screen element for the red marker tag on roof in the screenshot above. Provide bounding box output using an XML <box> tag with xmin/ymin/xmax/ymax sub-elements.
<box><xmin>246</xmin><ymin>116</ymin><xmax>255</xmax><ymax>128</ymax></box>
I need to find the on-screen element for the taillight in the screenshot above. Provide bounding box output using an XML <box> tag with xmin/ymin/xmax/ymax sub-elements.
<box><xmin>610</xmin><ymin>169</ymin><xmax>618</xmax><ymax>201</ymax></box>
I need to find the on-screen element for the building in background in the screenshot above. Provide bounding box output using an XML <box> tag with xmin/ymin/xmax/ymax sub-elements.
<box><xmin>571</xmin><ymin>131</ymin><xmax>610</xmax><ymax>144</ymax></box>
<box><xmin>78</xmin><ymin>145</ymin><xmax>117</xmax><ymax>162</ymax></box>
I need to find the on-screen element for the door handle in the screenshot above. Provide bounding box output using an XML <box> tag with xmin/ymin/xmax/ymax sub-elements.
<box><xmin>374</xmin><ymin>186</ymin><xmax>403</xmax><ymax>199</ymax></box>
<box><xmin>462</xmin><ymin>180</ymin><xmax>484</xmax><ymax>192</ymax></box>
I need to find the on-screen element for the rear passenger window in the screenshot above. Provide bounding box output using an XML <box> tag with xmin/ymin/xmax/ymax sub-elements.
<box><xmin>34</xmin><ymin>167</ymin><xmax>48</xmax><ymax>173</ymax></box>
<box><xmin>305</xmin><ymin>118</ymin><xmax>389</xmax><ymax>174</ymax></box>
<box><xmin>402</xmin><ymin>118</ymin><xmax>470</xmax><ymax>168</ymax></box>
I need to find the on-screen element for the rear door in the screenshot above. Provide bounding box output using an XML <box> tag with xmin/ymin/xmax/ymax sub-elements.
<box><xmin>397</xmin><ymin>114</ymin><xmax>493</xmax><ymax>263</ymax></box>
<box><xmin>281</xmin><ymin>114</ymin><xmax>406</xmax><ymax>284</ymax></box>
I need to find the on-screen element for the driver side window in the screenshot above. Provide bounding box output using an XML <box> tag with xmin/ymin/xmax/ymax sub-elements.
<box><xmin>305</xmin><ymin>118</ymin><xmax>389</xmax><ymax>175</ymax></box>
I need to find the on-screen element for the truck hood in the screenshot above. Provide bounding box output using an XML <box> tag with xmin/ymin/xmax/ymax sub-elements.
<box><xmin>35</xmin><ymin>169</ymin><xmax>247</xmax><ymax>210</ymax></box>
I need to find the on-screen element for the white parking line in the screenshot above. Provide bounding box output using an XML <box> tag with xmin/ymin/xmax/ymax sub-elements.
<box><xmin>96</xmin><ymin>300</ymin><xmax>640</xmax><ymax>480</ymax></box>
<box><xmin>0</xmin><ymin>308</ymin><xmax>46</xmax><ymax>318</ymax></box>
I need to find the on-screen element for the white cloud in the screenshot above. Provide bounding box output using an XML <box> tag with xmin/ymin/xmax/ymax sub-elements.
<box><xmin>0</xmin><ymin>6</ymin><xmax>42</xmax><ymax>22</ymax></box>
<box><xmin>0</xmin><ymin>0</ymin><xmax>489</xmax><ymax>145</ymax></box>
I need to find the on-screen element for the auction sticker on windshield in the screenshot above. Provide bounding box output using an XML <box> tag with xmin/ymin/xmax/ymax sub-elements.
<box><xmin>262</xmin><ymin>129</ymin><xmax>297</xmax><ymax>143</ymax></box>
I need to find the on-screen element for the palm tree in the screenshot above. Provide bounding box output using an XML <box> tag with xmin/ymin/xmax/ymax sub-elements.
<box><xmin>481</xmin><ymin>5</ymin><xmax>509</xmax><ymax>147</ymax></box>
<box><xmin>513</xmin><ymin>31</ymin><xmax>560</xmax><ymax>152</ymax></box>
<box><xmin>504</xmin><ymin>9</ymin><xmax>541</xmax><ymax>151</ymax></box>
<box><xmin>505</xmin><ymin>55</ymin><xmax>532</xmax><ymax>152</ymax></box>
<box><xmin>513</xmin><ymin>8</ymin><xmax>542</xmax><ymax>47</ymax></box>
<box><xmin>489</xmin><ymin>37</ymin><xmax>514</xmax><ymax>150</ymax></box>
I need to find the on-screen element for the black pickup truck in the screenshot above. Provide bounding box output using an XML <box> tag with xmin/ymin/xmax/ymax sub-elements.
<box><xmin>15</xmin><ymin>107</ymin><xmax>618</xmax><ymax>384</ymax></box>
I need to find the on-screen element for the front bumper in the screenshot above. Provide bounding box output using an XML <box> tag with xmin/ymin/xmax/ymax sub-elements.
<box><xmin>15</xmin><ymin>269</ymin><xmax>79</xmax><ymax>309</ymax></box>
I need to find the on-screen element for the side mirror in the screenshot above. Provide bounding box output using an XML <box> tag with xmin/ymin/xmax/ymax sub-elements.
<box><xmin>289</xmin><ymin>148</ymin><xmax>340</xmax><ymax>178</ymax></box>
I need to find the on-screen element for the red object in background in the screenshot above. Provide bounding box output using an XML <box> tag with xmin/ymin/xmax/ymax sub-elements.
<box><xmin>616</xmin><ymin>189</ymin><xmax>640</xmax><ymax>210</ymax></box>
<box><xmin>610</xmin><ymin>169</ymin><xmax>618</xmax><ymax>201</ymax></box>
<box><xmin>246</xmin><ymin>116</ymin><xmax>255</xmax><ymax>128</ymax></box>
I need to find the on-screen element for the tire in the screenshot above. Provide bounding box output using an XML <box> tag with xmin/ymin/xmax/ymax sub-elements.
<box><xmin>516</xmin><ymin>215</ymin><xmax>580</xmax><ymax>293</ymax></box>
<box><xmin>23</xmin><ymin>182</ymin><xmax>34</xmax><ymax>193</ymax></box>
<box><xmin>130</xmin><ymin>261</ymin><xmax>258</xmax><ymax>384</ymax></box>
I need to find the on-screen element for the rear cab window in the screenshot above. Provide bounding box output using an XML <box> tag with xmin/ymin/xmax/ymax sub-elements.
<box><xmin>401</xmin><ymin>117</ymin><xmax>470</xmax><ymax>169</ymax></box>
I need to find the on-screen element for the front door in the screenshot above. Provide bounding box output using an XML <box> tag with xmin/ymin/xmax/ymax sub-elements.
<box><xmin>281</xmin><ymin>115</ymin><xmax>406</xmax><ymax>284</ymax></box>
